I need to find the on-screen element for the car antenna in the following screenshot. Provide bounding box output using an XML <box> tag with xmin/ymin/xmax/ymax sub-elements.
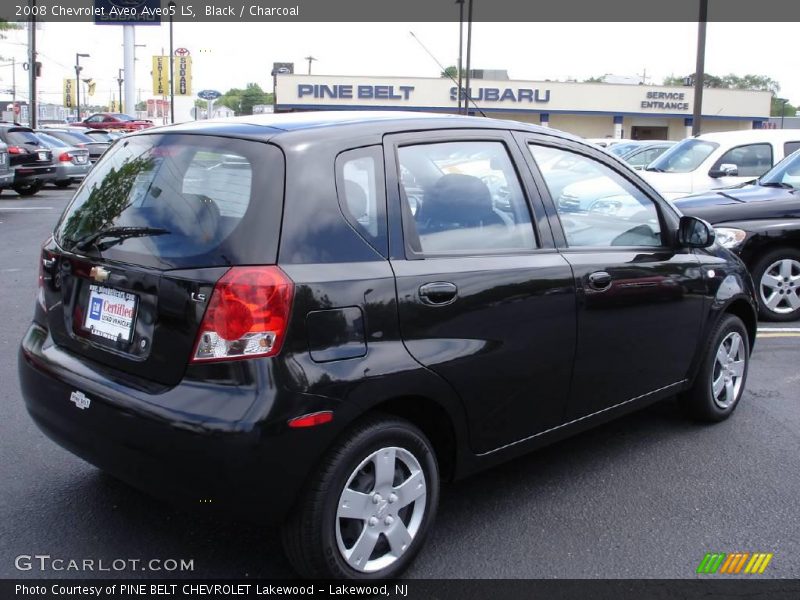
<box><xmin>409</xmin><ymin>31</ymin><xmax>487</xmax><ymax>118</ymax></box>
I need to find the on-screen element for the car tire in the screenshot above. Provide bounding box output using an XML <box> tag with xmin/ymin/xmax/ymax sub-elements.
<box><xmin>751</xmin><ymin>248</ymin><xmax>800</xmax><ymax>322</ymax></box>
<box><xmin>282</xmin><ymin>414</ymin><xmax>439</xmax><ymax>579</ymax></box>
<box><xmin>13</xmin><ymin>182</ymin><xmax>42</xmax><ymax>197</ymax></box>
<box><xmin>680</xmin><ymin>314</ymin><xmax>750</xmax><ymax>422</ymax></box>
<box><xmin>54</xmin><ymin>180</ymin><xmax>72</xmax><ymax>188</ymax></box>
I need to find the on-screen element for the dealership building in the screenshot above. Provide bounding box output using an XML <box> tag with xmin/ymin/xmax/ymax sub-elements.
<box><xmin>275</xmin><ymin>74</ymin><xmax>772</xmax><ymax>140</ymax></box>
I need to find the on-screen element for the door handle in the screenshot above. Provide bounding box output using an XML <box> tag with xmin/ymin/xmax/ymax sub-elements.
<box><xmin>419</xmin><ymin>282</ymin><xmax>458</xmax><ymax>306</ymax></box>
<box><xmin>587</xmin><ymin>271</ymin><xmax>612</xmax><ymax>291</ymax></box>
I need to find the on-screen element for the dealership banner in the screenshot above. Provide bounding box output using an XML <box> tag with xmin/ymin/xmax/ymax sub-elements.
<box><xmin>62</xmin><ymin>79</ymin><xmax>76</xmax><ymax>108</ymax></box>
<box><xmin>173</xmin><ymin>56</ymin><xmax>192</xmax><ymax>96</ymax></box>
<box><xmin>152</xmin><ymin>56</ymin><xmax>168</xmax><ymax>97</ymax></box>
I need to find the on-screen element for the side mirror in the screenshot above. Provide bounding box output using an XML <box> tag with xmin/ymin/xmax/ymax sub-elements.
<box><xmin>678</xmin><ymin>215</ymin><xmax>716</xmax><ymax>248</ymax></box>
<box><xmin>709</xmin><ymin>163</ymin><xmax>739</xmax><ymax>178</ymax></box>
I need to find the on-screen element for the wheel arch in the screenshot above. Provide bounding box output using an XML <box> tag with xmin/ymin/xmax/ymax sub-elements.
<box><xmin>367</xmin><ymin>395</ymin><xmax>459</xmax><ymax>482</ymax></box>
<box><xmin>724</xmin><ymin>297</ymin><xmax>758</xmax><ymax>352</ymax></box>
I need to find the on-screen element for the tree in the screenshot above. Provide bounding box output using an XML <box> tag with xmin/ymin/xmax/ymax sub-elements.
<box><xmin>0</xmin><ymin>20</ymin><xmax>21</xmax><ymax>61</ymax></box>
<box><xmin>217</xmin><ymin>83</ymin><xmax>271</xmax><ymax>115</ymax></box>
<box><xmin>440</xmin><ymin>66</ymin><xmax>458</xmax><ymax>79</ymax></box>
<box><xmin>664</xmin><ymin>72</ymin><xmax>792</xmax><ymax>117</ymax></box>
<box><xmin>582</xmin><ymin>76</ymin><xmax>606</xmax><ymax>83</ymax></box>
<box><xmin>771</xmin><ymin>98</ymin><xmax>797</xmax><ymax>118</ymax></box>
<box><xmin>135</xmin><ymin>101</ymin><xmax>147</xmax><ymax>112</ymax></box>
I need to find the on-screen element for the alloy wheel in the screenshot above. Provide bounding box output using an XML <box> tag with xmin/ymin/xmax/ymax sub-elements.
<box><xmin>759</xmin><ymin>258</ymin><xmax>800</xmax><ymax>315</ymax></box>
<box><xmin>711</xmin><ymin>331</ymin><xmax>746</xmax><ymax>409</ymax></box>
<box><xmin>335</xmin><ymin>446</ymin><xmax>427</xmax><ymax>573</ymax></box>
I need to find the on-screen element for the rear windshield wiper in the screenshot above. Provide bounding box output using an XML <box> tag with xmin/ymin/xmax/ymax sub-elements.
<box><xmin>645</xmin><ymin>166</ymin><xmax>664</xmax><ymax>172</ymax></box>
<box><xmin>73</xmin><ymin>226</ymin><xmax>170</xmax><ymax>251</ymax></box>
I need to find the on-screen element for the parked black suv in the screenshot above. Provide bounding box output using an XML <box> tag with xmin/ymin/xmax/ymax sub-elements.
<box><xmin>676</xmin><ymin>147</ymin><xmax>800</xmax><ymax>321</ymax></box>
<box><xmin>19</xmin><ymin>112</ymin><xmax>758</xmax><ymax>579</ymax></box>
<box><xmin>0</xmin><ymin>124</ymin><xmax>56</xmax><ymax>195</ymax></box>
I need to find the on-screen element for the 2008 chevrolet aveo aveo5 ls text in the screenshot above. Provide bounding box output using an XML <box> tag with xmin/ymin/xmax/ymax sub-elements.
<box><xmin>19</xmin><ymin>112</ymin><xmax>758</xmax><ymax>579</ymax></box>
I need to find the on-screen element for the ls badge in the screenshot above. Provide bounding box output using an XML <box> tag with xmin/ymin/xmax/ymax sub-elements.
<box><xmin>69</xmin><ymin>390</ymin><xmax>91</xmax><ymax>410</ymax></box>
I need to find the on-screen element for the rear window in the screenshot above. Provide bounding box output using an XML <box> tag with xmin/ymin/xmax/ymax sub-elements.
<box><xmin>52</xmin><ymin>130</ymin><xmax>95</xmax><ymax>144</ymax></box>
<box><xmin>7</xmin><ymin>129</ymin><xmax>44</xmax><ymax>147</ymax></box>
<box><xmin>55</xmin><ymin>133</ymin><xmax>284</xmax><ymax>269</ymax></box>
<box><xmin>35</xmin><ymin>132</ymin><xmax>69</xmax><ymax>148</ymax></box>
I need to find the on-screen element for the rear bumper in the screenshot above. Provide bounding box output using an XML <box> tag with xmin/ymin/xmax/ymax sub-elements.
<box><xmin>13</xmin><ymin>165</ymin><xmax>56</xmax><ymax>184</ymax></box>
<box><xmin>18</xmin><ymin>322</ymin><xmax>340</xmax><ymax>523</ymax></box>
<box><xmin>53</xmin><ymin>162</ymin><xmax>91</xmax><ymax>181</ymax></box>
<box><xmin>0</xmin><ymin>171</ymin><xmax>13</xmax><ymax>187</ymax></box>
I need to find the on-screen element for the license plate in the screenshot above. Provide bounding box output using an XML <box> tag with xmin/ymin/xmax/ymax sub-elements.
<box><xmin>84</xmin><ymin>285</ymin><xmax>137</xmax><ymax>343</ymax></box>
<box><xmin>37</xmin><ymin>151</ymin><xmax>47</xmax><ymax>161</ymax></box>
<box><xmin>75</xmin><ymin>155</ymin><xmax>88</xmax><ymax>164</ymax></box>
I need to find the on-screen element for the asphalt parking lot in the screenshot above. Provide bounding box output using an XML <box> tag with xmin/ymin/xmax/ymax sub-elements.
<box><xmin>1</xmin><ymin>187</ymin><xmax>798</xmax><ymax>579</ymax></box>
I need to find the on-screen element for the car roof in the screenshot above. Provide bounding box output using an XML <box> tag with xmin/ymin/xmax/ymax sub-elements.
<box><xmin>694</xmin><ymin>129</ymin><xmax>800</xmax><ymax>143</ymax></box>
<box><xmin>154</xmin><ymin>110</ymin><xmax>584</xmax><ymax>143</ymax></box>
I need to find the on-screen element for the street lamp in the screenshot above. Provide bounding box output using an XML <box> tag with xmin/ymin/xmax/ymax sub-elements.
<box><xmin>304</xmin><ymin>55</ymin><xmax>317</xmax><ymax>75</ymax></box>
<box><xmin>75</xmin><ymin>53</ymin><xmax>89</xmax><ymax>121</ymax></box>
<box><xmin>117</xmin><ymin>69</ymin><xmax>124</xmax><ymax>113</ymax></box>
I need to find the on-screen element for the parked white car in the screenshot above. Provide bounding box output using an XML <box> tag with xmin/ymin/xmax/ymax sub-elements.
<box><xmin>641</xmin><ymin>129</ymin><xmax>800</xmax><ymax>200</ymax></box>
<box><xmin>585</xmin><ymin>137</ymin><xmax>633</xmax><ymax>148</ymax></box>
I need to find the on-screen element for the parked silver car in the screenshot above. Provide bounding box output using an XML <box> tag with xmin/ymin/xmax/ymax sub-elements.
<box><xmin>34</xmin><ymin>131</ymin><xmax>91</xmax><ymax>188</ymax></box>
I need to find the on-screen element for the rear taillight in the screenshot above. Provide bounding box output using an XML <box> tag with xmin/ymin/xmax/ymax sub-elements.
<box><xmin>192</xmin><ymin>266</ymin><xmax>294</xmax><ymax>362</ymax></box>
<box><xmin>58</xmin><ymin>153</ymin><xmax>72</xmax><ymax>162</ymax></box>
<box><xmin>8</xmin><ymin>146</ymin><xmax>28</xmax><ymax>154</ymax></box>
<box><xmin>37</xmin><ymin>248</ymin><xmax>54</xmax><ymax>311</ymax></box>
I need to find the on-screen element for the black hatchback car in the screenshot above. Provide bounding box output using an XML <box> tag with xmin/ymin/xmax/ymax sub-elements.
<box><xmin>0</xmin><ymin>123</ymin><xmax>56</xmax><ymax>195</ymax></box>
<box><xmin>19</xmin><ymin>112</ymin><xmax>758</xmax><ymax>579</ymax></box>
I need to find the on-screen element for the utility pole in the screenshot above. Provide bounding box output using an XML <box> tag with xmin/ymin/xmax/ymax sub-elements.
<box><xmin>304</xmin><ymin>55</ymin><xmax>317</xmax><ymax>75</ymax></box>
<box><xmin>11</xmin><ymin>58</ymin><xmax>15</xmax><ymax>112</ymax></box>
<box><xmin>27</xmin><ymin>0</ymin><xmax>37</xmax><ymax>128</ymax></box>
<box><xmin>168</xmin><ymin>1</ymin><xmax>175</xmax><ymax>123</ymax></box>
<box><xmin>456</xmin><ymin>0</ymin><xmax>464</xmax><ymax>114</ymax></box>
<box><xmin>463</xmin><ymin>0</ymin><xmax>473</xmax><ymax>115</ymax></box>
<box><xmin>691</xmin><ymin>0</ymin><xmax>708</xmax><ymax>136</ymax></box>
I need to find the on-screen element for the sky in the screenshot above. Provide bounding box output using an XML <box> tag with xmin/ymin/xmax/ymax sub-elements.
<box><xmin>0</xmin><ymin>21</ymin><xmax>798</xmax><ymax>111</ymax></box>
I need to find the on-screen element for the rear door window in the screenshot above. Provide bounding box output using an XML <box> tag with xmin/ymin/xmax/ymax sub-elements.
<box><xmin>397</xmin><ymin>141</ymin><xmax>536</xmax><ymax>255</ymax></box>
<box><xmin>55</xmin><ymin>133</ymin><xmax>284</xmax><ymax>269</ymax></box>
<box><xmin>785</xmin><ymin>141</ymin><xmax>800</xmax><ymax>156</ymax></box>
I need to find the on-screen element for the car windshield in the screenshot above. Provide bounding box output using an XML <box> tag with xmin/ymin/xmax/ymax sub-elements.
<box><xmin>758</xmin><ymin>148</ymin><xmax>800</xmax><ymax>189</ymax></box>
<box><xmin>608</xmin><ymin>143</ymin><xmax>640</xmax><ymax>156</ymax></box>
<box><xmin>647</xmin><ymin>138</ymin><xmax>719</xmax><ymax>173</ymax></box>
<box><xmin>35</xmin><ymin>132</ymin><xmax>69</xmax><ymax>148</ymax></box>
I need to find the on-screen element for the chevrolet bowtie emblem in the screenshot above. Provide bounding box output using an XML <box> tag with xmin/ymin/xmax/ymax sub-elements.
<box><xmin>90</xmin><ymin>266</ymin><xmax>110</xmax><ymax>283</ymax></box>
